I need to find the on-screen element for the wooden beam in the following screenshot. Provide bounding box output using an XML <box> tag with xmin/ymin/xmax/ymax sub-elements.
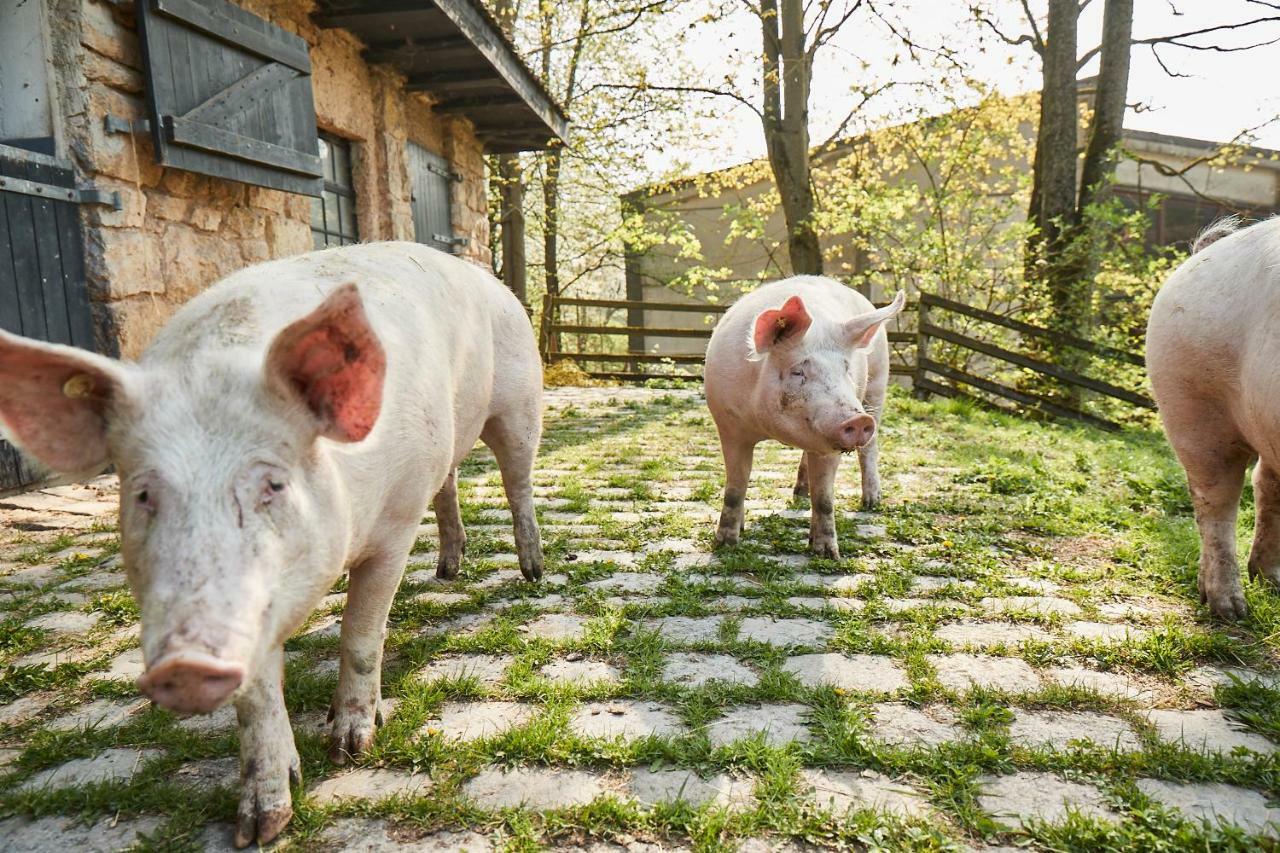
<box><xmin>406</xmin><ymin>69</ymin><xmax>502</xmax><ymax>92</ymax></box>
<box><xmin>430</xmin><ymin>0</ymin><xmax>567</xmax><ymax>142</ymax></box>
<box><xmin>433</xmin><ymin>94</ymin><xmax>525</xmax><ymax>113</ymax></box>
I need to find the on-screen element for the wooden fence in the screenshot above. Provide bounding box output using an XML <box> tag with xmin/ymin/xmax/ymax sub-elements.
<box><xmin>540</xmin><ymin>294</ymin><xmax>916</xmax><ymax>383</ymax></box>
<box><xmin>539</xmin><ymin>290</ymin><xmax>1152</xmax><ymax>430</ymax></box>
<box><xmin>912</xmin><ymin>293</ymin><xmax>1152</xmax><ymax>431</ymax></box>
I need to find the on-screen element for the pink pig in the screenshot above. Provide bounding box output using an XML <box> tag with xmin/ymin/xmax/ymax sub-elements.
<box><xmin>0</xmin><ymin>242</ymin><xmax>544</xmax><ymax>846</ymax></box>
<box><xmin>1147</xmin><ymin>217</ymin><xmax>1280</xmax><ymax>620</ymax></box>
<box><xmin>704</xmin><ymin>276</ymin><xmax>905</xmax><ymax>557</ymax></box>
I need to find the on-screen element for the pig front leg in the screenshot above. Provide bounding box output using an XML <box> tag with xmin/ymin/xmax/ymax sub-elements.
<box><xmin>329</xmin><ymin>546</ymin><xmax>409</xmax><ymax>763</ymax></box>
<box><xmin>1248</xmin><ymin>462</ymin><xmax>1280</xmax><ymax>587</ymax></box>
<box><xmin>234</xmin><ymin>645</ymin><xmax>300</xmax><ymax>848</ymax></box>
<box><xmin>715</xmin><ymin>434</ymin><xmax>756</xmax><ymax>546</ymax></box>
<box><xmin>434</xmin><ymin>467</ymin><xmax>467</xmax><ymax>580</ymax></box>
<box><xmin>857</xmin><ymin>434</ymin><xmax>882</xmax><ymax>509</ymax></box>
<box><xmin>805</xmin><ymin>452</ymin><xmax>841</xmax><ymax>559</ymax></box>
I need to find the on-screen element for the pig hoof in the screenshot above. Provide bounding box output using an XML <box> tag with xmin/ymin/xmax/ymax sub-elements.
<box><xmin>328</xmin><ymin>711</ymin><xmax>377</xmax><ymax>764</ymax></box>
<box><xmin>1201</xmin><ymin>579</ymin><xmax>1248</xmax><ymax>620</ymax></box>
<box><xmin>810</xmin><ymin>539</ymin><xmax>840</xmax><ymax>559</ymax></box>
<box><xmin>714</xmin><ymin>525</ymin><xmax>740</xmax><ymax>547</ymax></box>
<box><xmin>436</xmin><ymin>554</ymin><xmax>462</xmax><ymax>580</ymax></box>
<box><xmin>234</xmin><ymin>758</ymin><xmax>299</xmax><ymax>848</ymax></box>
<box><xmin>520</xmin><ymin>553</ymin><xmax>543</xmax><ymax>582</ymax></box>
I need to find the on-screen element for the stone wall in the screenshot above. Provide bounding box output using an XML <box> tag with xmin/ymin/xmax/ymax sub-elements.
<box><xmin>49</xmin><ymin>0</ymin><xmax>492</xmax><ymax>359</ymax></box>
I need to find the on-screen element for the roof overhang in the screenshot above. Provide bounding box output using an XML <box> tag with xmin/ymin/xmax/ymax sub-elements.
<box><xmin>314</xmin><ymin>0</ymin><xmax>568</xmax><ymax>153</ymax></box>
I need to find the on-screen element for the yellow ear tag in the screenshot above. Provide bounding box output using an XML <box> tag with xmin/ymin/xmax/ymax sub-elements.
<box><xmin>776</xmin><ymin>317</ymin><xmax>789</xmax><ymax>330</ymax></box>
<box><xmin>62</xmin><ymin>374</ymin><xmax>96</xmax><ymax>399</ymax></box>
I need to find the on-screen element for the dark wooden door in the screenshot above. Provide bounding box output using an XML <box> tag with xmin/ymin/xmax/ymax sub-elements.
<box><xmin>0</xmin><ymin>144</ymin><xmax>97</xmax><ymax>495</ymax></box>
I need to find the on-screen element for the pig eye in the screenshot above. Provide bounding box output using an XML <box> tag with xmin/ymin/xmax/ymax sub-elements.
<box><xmin>789</xmin><ymin>367</ymin><xmax>805</xmax><ymax>379</ymax></box>
<box><xmin>135</xmin><ymin>490</ymin><xmax>155</xmax><ymax>513</ymax></box>
<box><xmin>260</xmin><ymin>478</ymin><xmax>287</xmax><ymax>505</ymax></box>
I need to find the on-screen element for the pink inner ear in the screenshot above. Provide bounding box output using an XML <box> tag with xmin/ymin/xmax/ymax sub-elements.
<box><xmin>286</xmin><ymin>327</ymin><xmax>384</xmax><ymax>441</ymax></box>
<box><xmin>753</xmin><ymin>296</ymin><xmax>812</xmax><ymax>352</ymax></box>
<box><xmin>0</xmin><ymin>335</ymin><xmax>118</xmax><ymax>475</ymax></box>
<box><xmin>271</xmin><ymin>285</ymin><xmax>387</xmax><ymax>443</ymax></box>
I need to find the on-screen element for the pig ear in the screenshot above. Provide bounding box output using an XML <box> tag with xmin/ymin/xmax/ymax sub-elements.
<box><xmin>843</xmin><ymin>291</ymin><xmax>906</xmax><ymax>350</ymax></box>
<box><xmin>264</xmin><ymin>283</ymin><xmax>386</xmax><ymax>443</ymax></box>
<box><xmin>0</xmin><ymin>331</ymin><xmax>132</xmax><ymax>476</ymax></box>
<box><xmin>752</xmin><ymin>296</ymin><xmax>812</xmax><ymax>355</ymax></box>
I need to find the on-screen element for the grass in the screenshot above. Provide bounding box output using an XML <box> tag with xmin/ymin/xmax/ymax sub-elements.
<box><xmin>1</xmin><ymin>386</ymin><xmax>1280</xmax><ymax>850</ymax></box>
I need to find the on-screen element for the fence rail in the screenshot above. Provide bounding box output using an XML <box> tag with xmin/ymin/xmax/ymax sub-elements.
<box><xmin>912</xmin><ymin>292</ymin><xmax>1150</xmax><ymax>431</ymax></box>
<box><xmin>541</xmin><ymin>294</ymin><xmax>917</xmax><ymax>383</ymax></box>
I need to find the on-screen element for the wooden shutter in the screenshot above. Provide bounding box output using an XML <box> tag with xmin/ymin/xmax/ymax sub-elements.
<box><xmin>0</xmin><ymin>144</ymin><xmax>98</xmax><ymax>494</ymax></box>
<box><xmin>408</xmin><ymin>143</ymin><xmax>463</xmax><ymax>253</ymax></box>
<box><xmin>137</xmin><ymin>0</ymin><xmax>323</xmax><ymax>196</ymax></box>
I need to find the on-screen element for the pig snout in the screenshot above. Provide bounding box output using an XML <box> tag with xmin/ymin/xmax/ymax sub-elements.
<box><xmin>834</xmin><ymin>414</ymin><xmax>876</xmax><ymax>451</ymax></box>
<box><xmin>137</xmin><ymin>651</ymin><xmax>245</xmax><ymax>714</ymax></box>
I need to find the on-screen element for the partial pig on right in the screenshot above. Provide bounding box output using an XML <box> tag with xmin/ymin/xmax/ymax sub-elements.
<box><xmin>1147</xmin><ymin>216</ymin><xmax>1280</xmax><ymax>619</ymax></box>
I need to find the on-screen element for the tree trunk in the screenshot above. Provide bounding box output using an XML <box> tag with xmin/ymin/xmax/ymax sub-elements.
<box><xmin>543</xmin><ymin>147</ymin><xmax>561</xmax><ymax>353</ymax></box>
<box><xmin>496</xmin><ymin>154</ymin><xmax>527</xmax><ymax>305</ymax></box>
<box><xmin>759</xmin><ymin>0</ymin><xmax>823</xmax><ymax>275</ymax></box>
<box><xmin>1030</xmin><ymin>0</ymin><xmax>1079</xmax><ymax>279</ymax></box>
<box><xmin>1077</xmin><ymin>0</ymin><xmax>1134</xmax><ymax>215</ymax></box>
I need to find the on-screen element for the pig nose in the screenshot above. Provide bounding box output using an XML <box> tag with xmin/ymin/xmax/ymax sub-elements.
<box><xmin>836</xmin><ymin>414</ymin><xmax>876</xmax><ymax>451</ymax></box>
<box><xmin>137</xmin><ymin>652</ymin><xmax>244</xmax><ymax>715</ymax></box>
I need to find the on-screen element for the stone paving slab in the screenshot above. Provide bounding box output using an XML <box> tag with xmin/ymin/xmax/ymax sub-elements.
<box><xmin>0</xmin><ymin>815</ymin><xmax>166</xmax><ymax>852</ymax></box>
<box><xmin>571</xmin><ymin>701</ymin><xmax>683</xmax><ymax>740</ymax></box>
<box><xmin>977</xmin><ymin>771</ymin><xmax>1118</xmax><ymax>829</ymax></box>
<box><xmin>799</xmin><ymin>768</ymin><xmax>933</xmax><ymax>818</ymax></box>
<box><xmin>706</xmin><ymin>704</ymin><xmax>812</xmax><ymax>747</ymax></box>
<box><xmin>309</xmin><ymin>768</ymin><xmax>431</xmax><ymax>804</ymax></box>
<box><xmin>782</xmin><ymin>652</ymin><xmax>907</xmax><ymax>693</ymax></box>
<box><xmin>627</xmin><ymin>768</ymin><xmax>755</xmax><ymax>809</ymax></box>
<box><xmin>1145</xmin><ymin>709</ymin><xmax>1279</xmax><ymax>755</ymax></box>
<box><xmin>19</xmin><ymin>748</ymin><xmax>162</xmax><ymax>791</ymax></box>
<box><xmin>928</xmin><ymin>654</ymin><xmax>1041</xmax><ymax>693</ymax></box>
<box><xmin>1008</xmin><ymin>709</ymin><xmax>1143</xmax><ymax>753</ymax></box>
<box><xmin>868</xmin><ymin>703</ymin><xmax>964</xmax><ymax>748</ymax></box>
<box><xmin>420</xmin><ymin>701</ymin><xmax>534</xmax><ymax>741</ymax></box>
<box><xmin>1137</xmin><ymin>779</ymin><xmax>1280</xmax><ymax>838</ymax></box>
<box><xmin>663</xmin><ymin>652</ymin><xmax>759</xmax><ymax>687</ymax></box>
<box><xmin>463</xmin><ymin>766</ymin><xmax>616</xmax><ymax>810</ymax></box>
<box><xmin>735</xmin><ymin>617</ymin><xmax>832</xmax><ymax>647</ymax></box>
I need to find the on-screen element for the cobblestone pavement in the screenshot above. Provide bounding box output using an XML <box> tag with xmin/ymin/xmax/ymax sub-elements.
<box><xmin>2</xmin><ymin>386</ymin><xmax>1280</xmax><ymax>850</ymax></box>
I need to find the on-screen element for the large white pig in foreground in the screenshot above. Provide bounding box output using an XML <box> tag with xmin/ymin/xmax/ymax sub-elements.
<box><xmin>1147</xmin><ymin>217</ymin><xmax>1280</xmax><ymax>620</ymax></box>
<box><xmin>0</xmin><ymin>242</ymin><xmax>544</xmax><ymax>845</ymax></box>
<box><xmin>704</xmin><ymin>276</ymin><xmax>905</xmax><ymax>557</ymax></box>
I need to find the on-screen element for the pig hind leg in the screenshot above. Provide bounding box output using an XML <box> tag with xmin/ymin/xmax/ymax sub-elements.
<box><xmin>806</xmin><ymin>451</ymin><xmax>841</xmax><ymax>559</ymax></box>
<box><xmin>1165</xmin><ymin>404</ymin><xmax>1254</xmax><ymax>619</ymax></box>
<box><xmin>433</xmin><ymin>467</ymin><xmax>467</xmax><ymax>580</ymax></box>
<box><xmin>329</xmin><ymin>532</ymin><xmax>416</xmax><ymax>764</ymax></box>
<box><xmin>1248</xmin><ymin>460</ymin><xmax>1280</xmax><ymax>587</ymax></box>
<box><xmin>793</xmin><ymin>454</ymin><xmax>809</xmax><ymax>501</ymax></box>
<box><xmin>715</xmin><ymin>433</ymin><xmax>756</xmax><ymax>546</ymax></box>
<box><xmin>482</xmin><ymin>408</ymin><xmax>544</xmax><ymax>581</ymax></box>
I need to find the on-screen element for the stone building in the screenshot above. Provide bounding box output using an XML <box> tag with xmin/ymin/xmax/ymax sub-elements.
<box><xmin>0</xmin><ymin>0</ymin><xmax>565</xmax><ymax>492</ymax></box>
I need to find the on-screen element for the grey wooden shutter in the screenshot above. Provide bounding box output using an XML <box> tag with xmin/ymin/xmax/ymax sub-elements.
<box><xmin>408</xmin><ymin>143</ymin><xmax>463</xmax><ymax>253</ymax></box>
<box><xmin>137</xmin><ymin>0</ymin><xmax>323</xmax><ymax>196</ymax></box>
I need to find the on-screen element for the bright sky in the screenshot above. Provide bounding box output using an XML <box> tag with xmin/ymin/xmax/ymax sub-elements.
<box><xmin>661</xmin><ymin>0</ymin><xmax>1280</xmax><ymax>176</ymax></box>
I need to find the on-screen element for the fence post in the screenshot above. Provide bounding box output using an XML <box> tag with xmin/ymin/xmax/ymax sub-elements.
<box><xmin>913</xmin><ymin>293</ymin><xmax>930</xmax><ymax>400</ymax></box>
<box><xmin>538</xmin><ymin>293</ymin><xmax>552</xmax><ymax>363</ymax></box>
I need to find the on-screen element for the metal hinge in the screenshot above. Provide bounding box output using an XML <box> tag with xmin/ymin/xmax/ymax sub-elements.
<box><xmin>433</xmin><ymin>234</ymin><xmax>470</xmax><ymax>252</ymax></box>
<box><xmin>104</xmin><ymin>115</ymin><xmax>153</xmax><ymax>135</ymax></box>
<box><xmin>0</xmin><ymin>175</ymin><xmax>122</xmax><ymax>210</ymax></box>
<box><xmin>423</xmin><ymin>161</ymin><xmax>463</xmax><ymax>183</ymax></box>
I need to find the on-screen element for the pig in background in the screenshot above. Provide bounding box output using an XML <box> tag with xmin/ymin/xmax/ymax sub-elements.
<box><xmin>0</xmin><ymin>243</ymin><xmax>545</xmax><ymax>846</ymax></box>
<box><xmin>1147</xmin><ymin>216</ymin><xmax>1280</xmax><ymax>620</ymax></box>
<box><xmin>704</xmin><ymin>276</ymin><xmax>906</xmax><ymax>558</ymax></box>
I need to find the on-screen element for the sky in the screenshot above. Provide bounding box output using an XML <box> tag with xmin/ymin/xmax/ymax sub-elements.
<box><xmin>659</xmin><ymin>0</ymin><xmax>1280</xmax><ymax>176</ymax></box>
